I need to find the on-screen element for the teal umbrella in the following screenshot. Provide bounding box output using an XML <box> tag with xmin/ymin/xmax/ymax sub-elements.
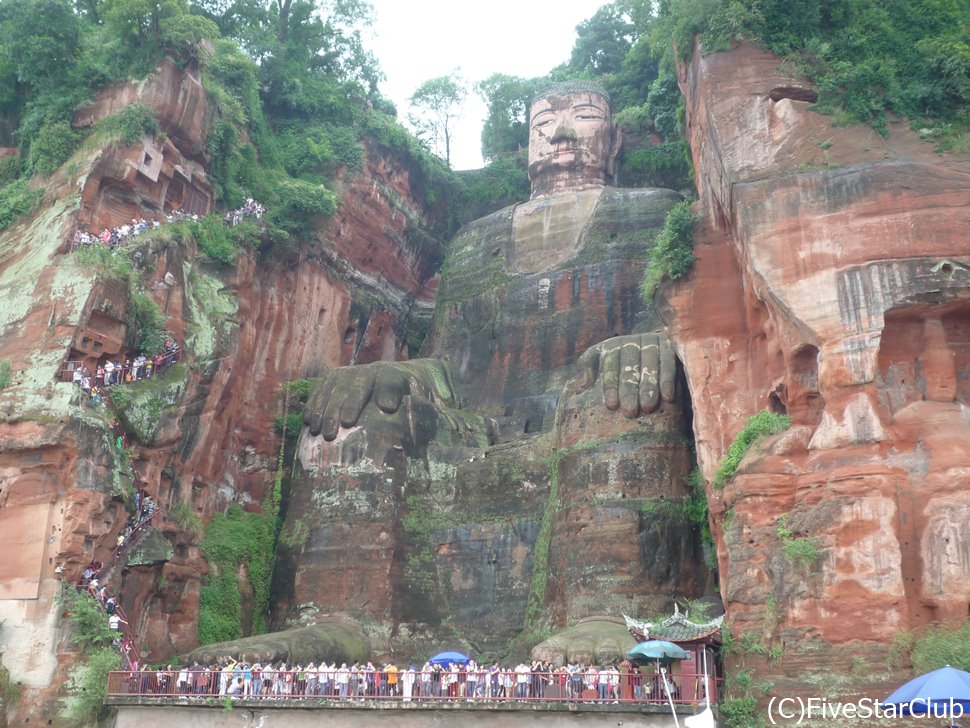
<box><xmin>627</xmin><ymin>641</ymin><xmax>691</xmax><ymax>728</ymax></box>
<box><xmin>626</xmin><ymin>640</ymin><xmax>690</xmax><ymax>663</ymax></box>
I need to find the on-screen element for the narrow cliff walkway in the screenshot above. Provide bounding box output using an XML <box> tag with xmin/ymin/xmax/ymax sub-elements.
<box><xmin>76</xmin><ymin>505</ymin><xmax>161</xmax><ymax>670</ymax></box>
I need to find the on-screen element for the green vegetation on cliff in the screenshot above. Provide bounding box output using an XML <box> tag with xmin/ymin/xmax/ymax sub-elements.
<box><xmin>74</xmin><ymin>245</ymin><xmax>170</xmax><ymax>354</ymax></box>
<box><xmin>198</xmin><ymin>502</ymin><xmax>277</xmax><ymax>645</ymax></box>
<box><xmin>641</xmin><ymin>198</ymin><xmax>697</xmax><ymax>298</ymax></box>
<box><xmin>108</xmin><ymin>364</ymin><xmax>188</xmax><ymax>445</ymax></box>
<box><xmin>654</xmin><ymin>0</ymin><xmax>970</xmax><ymax>143</ymax></box>
<box><xmin>0</xmin><ymin>0</ymin><xmax>464</xmax><ymax>264</ymax></box>
<box><xmin>891</xmin><ymin>620</ymin><xmax>970</xmax><ymax>674</ymax></box>
<box><xmin>714</xmin><ymin>411</ymin><xmax>791</xmax><ymax>487</ymax></box>
<box><xmin>776</xmin><ymin>514</ymin><xmax>822</xmax><ymax>570</ymax></box>
<box><xmin>56</xmin><ymin>584</ymin><xmax>121</xmax><ymax>727</ymax></box>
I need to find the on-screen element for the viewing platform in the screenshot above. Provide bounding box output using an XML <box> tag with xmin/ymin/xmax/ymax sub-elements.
<box><xmin>106</xmin><ymin>694</ymin><xmax>701</xmax><ymax>728</ymax></box>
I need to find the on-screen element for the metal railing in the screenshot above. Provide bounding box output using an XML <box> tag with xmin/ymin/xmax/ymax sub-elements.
<box><xmin>60</xmin><ymin>347</ymin><xmax>183</xmax><ymax>387</ymax></box>
<box><xmin>107</xmin><ymin>669</ymin><xmax>721</xmax><ymax>705</ymax></box>
<box><xmin>77</xmin><ymin>508</ymin><xmax>161</xmax><ymax>670</ymax></box>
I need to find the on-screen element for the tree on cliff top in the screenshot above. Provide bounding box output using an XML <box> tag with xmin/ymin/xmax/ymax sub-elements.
<box><xmin>408</xmin><ymin>73</ymin><xmax>467</xmax><ymax>167</ymax></box>
<box><xmin>476</xmin><ymin>73</ymin><xmax>548</xmax><ymax>162</ymax></box>
<box><xmin>191</xmin><ymin>0</ymin><xmax>382</xmax><ymax>116</ymax></box>
<box><xmin>651</xmin><ymin>0</ymin><xmax>970</xmax><ymax>139</ymax></box>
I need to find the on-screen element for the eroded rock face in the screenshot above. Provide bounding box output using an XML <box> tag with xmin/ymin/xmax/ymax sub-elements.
<box><xmin>0</xmin><ymin>62</ymin><xmax>452</xmax><ymax>725</ymax></box>
<box><xmin>73</xmin><ymin>60</ymin><xmax>214</xmax><ymax>229</ymax></box>
<box><xmin>664</xmin><ymin>41</ymin><xmax>970</xmax><ymax>691</ymax></box>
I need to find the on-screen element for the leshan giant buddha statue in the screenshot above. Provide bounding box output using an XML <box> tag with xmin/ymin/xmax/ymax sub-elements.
<box><xmin>277</xmin><ymin>82</ymin><xmax>712</xmax><ymax>658</ymax></box>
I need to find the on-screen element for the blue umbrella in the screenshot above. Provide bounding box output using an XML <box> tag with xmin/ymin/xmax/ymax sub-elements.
<box><xmin>626</xmin><ymin>640</ymin><xmax>690</xmax><ymax>663</ymax></box>
<box><xmin>884</xmin><ymin>665</ymin><xmax>970</xmax><ymax>716</ymax></box>
<box><xmin>428</xmin><ymin>651</ymin><xmax>470</xmax><ymax>666</ymax></box>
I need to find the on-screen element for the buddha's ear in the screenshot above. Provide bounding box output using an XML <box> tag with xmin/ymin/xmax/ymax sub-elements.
<box><xmin>606</xmin><ymin>126</ymin><xmax>623</xmax><ymax>182</ymax></box>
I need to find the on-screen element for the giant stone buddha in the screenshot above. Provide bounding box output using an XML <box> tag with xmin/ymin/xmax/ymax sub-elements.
<box><xmin>275</xmin><ymin>82</ymin><xmax>712</xmax><ymax>657</ymax></box>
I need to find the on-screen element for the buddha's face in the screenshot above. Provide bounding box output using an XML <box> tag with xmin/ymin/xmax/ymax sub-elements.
<box><xmin>528</xmin><ymin>91</ymin><xmax>617</xmax><ymax>198</ymax></box>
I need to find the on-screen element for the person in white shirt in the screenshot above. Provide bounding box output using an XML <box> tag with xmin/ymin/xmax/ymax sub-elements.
<box><xmin>515</xmin><ymin>663</ymin><xmax>530</xmax><ymax>699</ymax></box>
<box><xmin>336</xmin><ymin>663</ymin><xmax>350</xmax><ymax>697</ymax></box>
<box><xmin>402</xmin><ymin>665</ymin><xmax>416</xmax><ymax>702</ymax></box>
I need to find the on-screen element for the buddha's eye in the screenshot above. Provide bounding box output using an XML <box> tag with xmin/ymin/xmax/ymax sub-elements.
<box><xmin>576</xmin><ymin>113</ymin><xmax>603</xmax><ymax>121</ymax></box>
<box><xmin>533</xmin><ymin>119</ymin><xmax>555</xmax><ymax>130</ymax></box>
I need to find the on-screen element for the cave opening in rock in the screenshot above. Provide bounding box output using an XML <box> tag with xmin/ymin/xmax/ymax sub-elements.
<box><xmin>789</xmin><ymin>344</ymin><xmax>822</xmax><ymax>426</ymax></box>
<box><xmin>768</xmin><ymin>87</ymin><xmax>819</xmax><ymax>103</ymax></box>
<box><xmin>877</xmin><ymin>301</ymin><xmax>970</xmax><ymax>414</ymax></box>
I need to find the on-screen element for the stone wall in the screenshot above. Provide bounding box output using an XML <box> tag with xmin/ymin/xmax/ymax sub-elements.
<box><xmin>108</xmin><ymin>701</ymin><xmax>691</xmax><ymax>728</ymax></box>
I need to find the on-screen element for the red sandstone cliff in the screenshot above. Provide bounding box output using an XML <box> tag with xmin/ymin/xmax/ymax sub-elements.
<box><xmin>663</xmin><ymin>41</ymin><xmax>970</xmax><ymax>695</ymax></box>
<box><xmin>0</xmin><ymin>60</ymin><xmax>447</xmax><ymax>724</ymax></box>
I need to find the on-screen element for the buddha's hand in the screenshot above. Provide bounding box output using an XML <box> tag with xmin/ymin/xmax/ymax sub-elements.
<box><xmin>304</xmin><ymin>360</ymin><xmax>454</xmax><ymax>441</ymax></box>
<box><xmin>575</xmin><ymin>332</ymin><xmax>676</xmax><ymax>418</ymax></box>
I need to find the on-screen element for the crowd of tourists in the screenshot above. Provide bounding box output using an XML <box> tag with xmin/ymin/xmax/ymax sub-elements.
<box><xmin>113</xmin><ymin>658</ymin><xmax>683</xmax><ymax>704</ymax></box>
<box><xmin>76</xmin><ymin>495</ymin><xmax>161</xmax><ymax>670</ymax></box>
<box><xmin>69</xmin><ymin>340</ymin><xmax>182</xmax><ymax>405</ymax></box>
<box><xmin>71</xmin><ymin>212</ymin><xmax>183</xmax><ymax>250</ymax></box>
<box><xmin>70</xmin><ymin>199</ymin><xmax>264</xmax><ymax>251</ymax></box>
<box><xmin>224</xmin><ymin>198</ymin><xmax>264</xmax><ymax>226</ymax></box>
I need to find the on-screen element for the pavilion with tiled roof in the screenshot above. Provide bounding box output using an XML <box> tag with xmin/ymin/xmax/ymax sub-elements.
<box><xmin>623</xmin><ymin>605</ymin><xmax>724</xmax><ymax>645</ymax></box>
<box><xmin>623</xmin><ymin>604</ymin><xmax>724</xmax><ymax>704</ymax></box>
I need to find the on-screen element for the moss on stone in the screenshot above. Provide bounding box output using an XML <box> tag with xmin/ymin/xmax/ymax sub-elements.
<box><xmin>433</xmin><ymin>206</ymin><xmax>515</xmax><ymax>311</ymax></box>
<box><xmin>110</xmin><ymin>364</ymin><xmax>188</xmax><ymax>445</ymax></box>
<box><xmin>199</xmin><ymin>502</ymin><xmax>277</xmax><ymax>645</ymax></box>
<box><xmin>0</xmin><ymin>196</ymin><xmax>84</xmax><ymax>345</ymax></box>
<box><xmin>182</xmin><ymin>620</ymin><xmax>370</xmax><ymax>666</ymax></box>
<box><xmin>522</xmin><ymin>450</ymin><xmax>560</xmax><ymax>638</ymax></box>
<box><xmin>279</xmin><ymin>518</ymin><xmax>309</xmax><ymax>548</ymax></box>
<box><xmin>124</xmin><ymin>528</ymin><xmax>174</xmax><ymax>566</ymax></box>
<box><xmin>183</xmin><ymin>264</ymin><xmax>238</xmax><ymax>361</ymax></box>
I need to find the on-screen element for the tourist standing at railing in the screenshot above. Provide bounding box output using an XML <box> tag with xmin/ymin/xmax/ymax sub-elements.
<box><xmin>336</xmin><ymin>664</ymin><xmax>349</xmax><ymax>697</ymax></box>
<box><xmin>402</xmin><ymin>665</ymin><xmax>415</xmax><ymax>702</ymax></box>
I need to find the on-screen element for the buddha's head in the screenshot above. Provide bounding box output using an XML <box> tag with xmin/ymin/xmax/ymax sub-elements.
<box><xmin>528</xmin><ymin>81</ymin><xmax>621</xmax><ymax>199</ymax></box>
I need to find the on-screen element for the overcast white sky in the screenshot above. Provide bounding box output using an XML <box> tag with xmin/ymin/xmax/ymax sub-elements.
<box><xmin>366</xmin><ymin>0</ymin><xmax>608</xmax><ymax>170</ymax></box>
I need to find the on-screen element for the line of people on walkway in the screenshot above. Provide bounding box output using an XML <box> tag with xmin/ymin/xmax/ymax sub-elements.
<box><xmin>76</xmin><ymin>497</ymin><xmax>161</xmax><ymax>671</ymax></box>
<box><xmin>113</xmin><ymin>658</ymin><xmax>683</xmax><ymax>704</ymax></box>
<box><xmin>224</xmin><ymin>198</ymin><xmax>264</xmax><ymax>226</ymax></box>
<box><xmin>70</xmin><ymin>199</ymin><xmax>265</xmax><ymax>251</ymax></box>
<box><xmin>68</xmin><ymin>340</ymin><xmax>182</xmax><ymax>405</ymax></box>
<box><xmin>71</xmin><ymin>213</ymin><xmax>178</xmax><ymax>250</ymax></box>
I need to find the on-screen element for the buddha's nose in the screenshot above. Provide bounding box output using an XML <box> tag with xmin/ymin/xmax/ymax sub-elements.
<box><xmin>551</xmin><ymin>120</ymin><xmax>577</xmax><ymax>143</ymax></box>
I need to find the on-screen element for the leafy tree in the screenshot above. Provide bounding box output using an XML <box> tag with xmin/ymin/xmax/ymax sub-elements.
<box><xmin>408</xmin><ymin>73</ymin><xmax>467</xmax><ymax>166</ymax></box>
<box><xmin>476</xmin><ymin>74</ymin><xmax>548</xmax><ymax>161</ymax></box>
<box><xmin>101</xmin><ymin>0</ymin><xmax>218</xmax><ymax>68</ymax></box>
<box><xmin>28</xmin><ymin>120</ymin><xmax>80</xmax><ymax>174</ymax></box>
<box><xmin>0</xmin><ymin>0</ymin><xmax>80</xmax><ymax>93</ymax></box>
<box><xmin>609</xmin><ymin>34</ymin><xmax>660</xmax><ymax>110</ymax></box>
<box><xmin>192</xmin><ymin>0</ymin><xmax>381</xmax><ymax>115</ymax></box>
<box><xmin>567</xmin><ymin>1</ymin><xmax>640</xmax><ymax>76</ymax></box>
<box><xmin>651</xmin><ymin>0</ymin><xmax>970</xmax><ymax>132</ymax></box>
<box><xmin>459</xmin><ymin>151</ymin><xmax>530</xmax><ymax>220</ymax></box>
